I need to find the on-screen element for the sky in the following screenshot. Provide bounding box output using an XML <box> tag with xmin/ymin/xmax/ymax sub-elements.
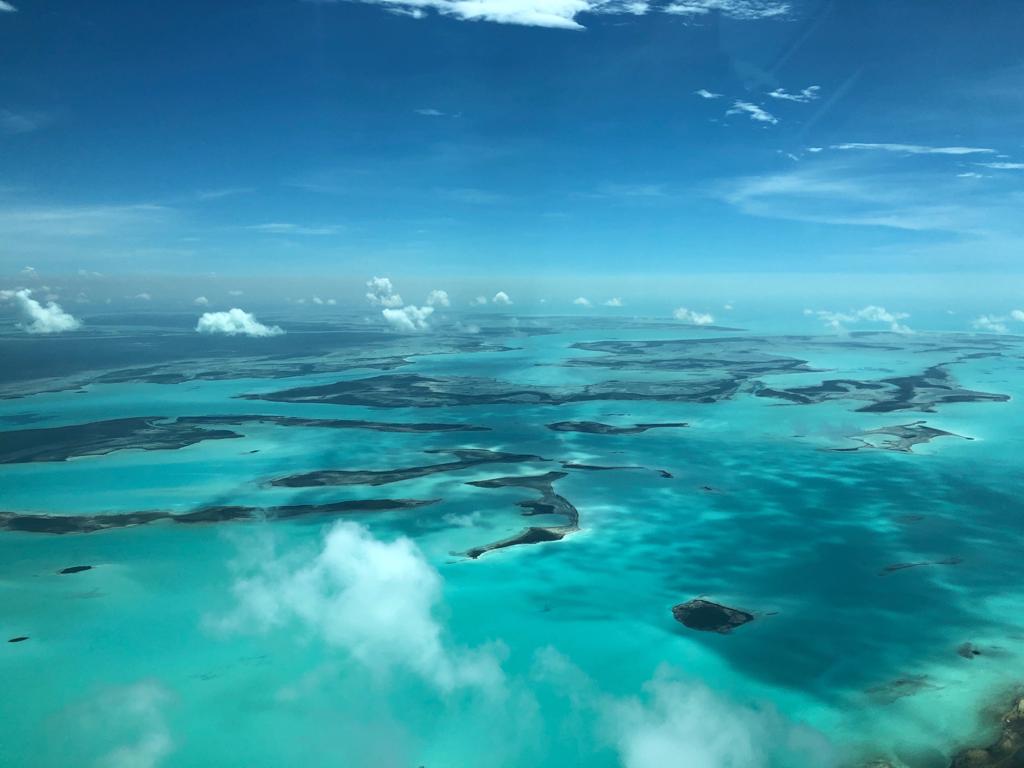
<box><xmin>1</xmin><ymin>0</ymin><xmax>1024</xmax><ymax>287</ymax></box>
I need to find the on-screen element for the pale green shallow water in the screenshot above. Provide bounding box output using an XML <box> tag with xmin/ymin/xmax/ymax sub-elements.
<box><xmin>1</xmin><ymin>320</ymin><xmax>1022</xmax><ymax>767</ymax></box>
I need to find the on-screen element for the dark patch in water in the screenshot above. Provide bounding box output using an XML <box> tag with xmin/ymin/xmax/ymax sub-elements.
<box><xmin>0</xmin><ymin>498</ymin><xmax>440</xmax><ymax>534</ymax></box>
<box><xmin>270</xmin><ymin>448</ymin><xmax>545</xmax><ymax>488</ymax></box>
<box><xmin>58</xmin><ymin>565</ymin><xmax>93</xmax><ymax>574</ymax></box>
<box><xmin>671</xmin><ymin>599</ymin><xmax>754</xmax><ymax>634</ymax></box>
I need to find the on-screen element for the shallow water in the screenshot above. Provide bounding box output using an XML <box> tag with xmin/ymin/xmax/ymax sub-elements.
<box><xmin>1</xmin><ymin>317</ymin><xmax>1022</xmax><ymax>767</ymax></box>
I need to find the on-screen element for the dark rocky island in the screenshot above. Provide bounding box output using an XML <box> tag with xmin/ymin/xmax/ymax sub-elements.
<box><xmin>950</xmin><ymin>696</ymin><xmax>1024</xmax><ymax>767</ymax></box>
<box><xmin>671</xmin><ymin>599</ymin><xmax>754</xmax><ymax>633</ymax></box>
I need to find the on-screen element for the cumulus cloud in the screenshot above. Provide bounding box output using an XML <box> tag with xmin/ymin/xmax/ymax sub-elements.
<box><xmin>382</xmin><ymin>304</ymin><xmax>434</xmax><ymax>332</ymax></box>
<box><xmin>213</xmin><ymin>522</ymin><xmax>504</xmax><ymax>693</ymax></box>
<box><xmin>694</xmin><ymin>88</ymin><xmax>721</xmax><ymax>99</ymax></box>
<box><xmin>193</xmin><ymin>296</ymin><xmax>209</xmax><ymax>306</ymax></box>
<box><xmin>605</xmin><ymin>297</ymin><xmax>624</xmax><ymax>307</ymax></box>
<box><xmin>492</xmin><ymin>290</ymin><xmax>512</xmax><ymax>305</ymax></box>
<box><xmin>673</xmin><ymin>307</ymin><xmax>714</xmax><ymax>325</ymax></box>
<box><xmin>768</xmin><ymin>85</ymin><xmax>820</xmax><ymax>103</ymax></box>
<box><xmin>608</xmin><ymin>669</ymin><xmax>831</xmax><ymax>768</ymax></box>
<box><xmin>534</xmin><ymin>652</ymin><xmax>831</xmax><ymax>768</ymax></box>
<box><xmin>365</xmin><ymin>276</ymin><xmax>404</xmax><ymax>308</ymax></box>
<box><xmin>573</xmin><ymin>296</ymin><xmax>592</xmax><ymax>307</ymax></box>
<box><xmin>135</xmin><ymin>292</ymin><xmax>152</xmax><ymax>301</ymax></box>
<box><xmin>831</xmin><ymin>143</ymin><xmax>995</xmax><ymax>156</ymax></box>
<box><xmin>426</xmin><ymin>289</ymin><xmax>451</xmax><ymax>307</ymax></box>
<box><xmin>726</xmin><ymin>101</ymin><xmax>778</xmax><ymax>124</ymax></box>
<box><xmin>62</xmin><ymin>682</ymin><xmax>174</xmax><ymax>768</ymax></box>
<box><xmin>471</xmin><ymin>295</ymin><xmax>488</xmax><ymax>306</ymax></box>
<box><xmin>811</xmin><ymin>305</ymin><xmax>911</xmax><ymax>333</ymax></box>
<box><xmin>1</xmin><ymin>288</ymin><xmax>81</xmax><ymax>333</ymax></box>
<box><xmin>971</xmin><ymin>310</ymin><xmax>1024</xmax><ymax>333</ymax></box>
<box><xmin>972</xmin><ymin>314</ymin><xmax>1008</xmax><ymax>333</ymax></box>
<box><xmin>195</xmin><ymin>308</ymin><xmax>284</xmax><ymax>337</ymax></box>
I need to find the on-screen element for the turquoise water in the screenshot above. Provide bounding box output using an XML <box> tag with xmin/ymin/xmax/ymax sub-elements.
<box><xmin>1</xmin><ymin>319</ymin><xmax>1022</xmax><ymax>767</ymax></box>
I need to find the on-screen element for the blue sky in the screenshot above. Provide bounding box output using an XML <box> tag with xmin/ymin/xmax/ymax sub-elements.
<box><xmin>2</xmin><ymin>0</ymin><xmax>1023</xmax><ymax>281</ymax></box>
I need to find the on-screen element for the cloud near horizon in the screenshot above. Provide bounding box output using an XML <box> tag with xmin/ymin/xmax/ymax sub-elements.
<box><xmin>1</xmin><ymin>288</ymin><xmax>81</xmax><ymax>333</ymax></box>
<box><xmin>195</xmin><ymin>308</ymin><xmax>284</xmax><ymax>337</ymax></box>
<box><xmin>673</xmin><ymin>307</ymin><xmax>714</xmax><ymax>325</ymax></box>
<box><xmin>383</xmin><ymin>304</ymin><xmax>434</xmax><ymax>331</ymax></box>
<box><xmin>807</xmin><ymin>305</ymin><xmax>911</xmax><ymax>333</ymax></box>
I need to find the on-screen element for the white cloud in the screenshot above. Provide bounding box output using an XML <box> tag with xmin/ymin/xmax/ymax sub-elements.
<box><xmin>382</xmin><ymin>304</ymin><xmax>434</xmax><ymax>332</ymax></box>
<box><xmin>957</xmin><ymin>172</ymin><xmax>985</xmax><ymax>179</ymax></box>
<box><xmin>65</xmin><ymin>682</ymin><xmax>175</xmax><ymax>768</ymax></box>
<box><xmin>228</xmin><ymin>289</ymin><xmax>244</xmax><ymax>296</ymax></box>
<box><xmin>1011</xmin><ymin>309</ymin><xmax>1024</xmax><ymax>322</ymax></box>
<box><xmin>365</xmin><ymin>276</ymin><xmax>404</xmax><ymax>308</ymax></box>
<box><xmin>195</xmin><ymin>308</ymin><xmax>284</xmax><ymax>337</ymax></box>
<box><xmin>608</xmin><ymin>669</ymin><xmax>830</xmax><ymax>768</ymax></box>
<box><xmin>605</xmin><ymin>297</ymin><xmax>624</xmax><ymax>307</ymax></box>
<box><xmin>726</xmin><ymin>101</ymin><xmax>778</xmax><ymax>124</ymax></box>
<box><xmin>0</xmin><ymin>1</ymin><xmax>16</xmax><ymax>12</ymax></box>
<box><xmin>415</xmin><ymin>108</ymin><xmax>445</xmax><ymax>116</ymax></box>
<box><xmin>694</xmin><ymin>89</ymin><xmax>721</xmax><ymax>99</ymax></box>
<box><xmin>314</xmin><ymin>0</ymin><xmax>787</xmax><ymax>29</ymax></box>
<box><xmin>1</xmin><ymin>288</ymin><xmax>81</xmax><ymax>333</ymax></box>
<box><xmin>471</xmin><ymin>295</ymin><xmax>488</xmax><ymax>306</ymax></box>
<box><xmin>573</xmin><ymin>296</ymin><xmax>592</xmax><ymax>307</ymax></box>
<box><xmin>95</xmin><ymin>683</ymin><xmax>173</xmax><ymax>768</ymax></box>
<box><xmin>976</xmin><ymin>162</ymin><xmax>1024</xmax><ymax>170</ymax></box>
<box><xmin>832</xmin><ymin>143</ymin><xmax>995</xmax><ymax>156</ymax></box>
<box><xmin>492</xmin><ymin>290</ymin><xmax>512</xmax><ymax>305</ymax></box>
<box><xmin>193</xmin><ymin>296</ymin><xmax>209</xmax><ymax>306</ymax></box>
<box><xmin>664</xmin><ymin>0</ymin><xmax>789</xmax><ymax>19</ymax></box>
<box><xmin>426</xmin><ymin>289</ymin><xmax>450</xmax><ymax>307</ymax></box>
<box><xmin>722</xmin><ymin>167</ymin><xmax>995</xmax><ymax>232</ymax></box>
<box><xmin>972</xmin><ymin>314</ymin><xmax>1008</xmax><ymax>333</ymax></box>
<box><xmin>812</xmin><ymin>305</ymin><xmax>911</xmax><ymax>333</ymax></box>
<box><xmin>247</xmin><ymin>222</ymin><xmax>342</xmax><ymax>235</ymax></box>
<box><xmin>673</xmin><ymin>307</ymin><xmax>714</xmax><ymax>325</ymax></box>
<box><xmin>213</xmin><ymin>522</ymin><xmax>504</xmax><ymax>693</ymax></box>
<box><xmin>135</xmin><ymin>292</ymin><xmax>152</xmax><ymax>301</ymax></box>
<box><xmin>768</xmin><ymin>85</ymin><xmax>820</xmax><ymax>103</ymax></box>
<box><xmin>1</xmin><ymin>109</ymin><xmax>49</xmax><ymax>134</ymax></box>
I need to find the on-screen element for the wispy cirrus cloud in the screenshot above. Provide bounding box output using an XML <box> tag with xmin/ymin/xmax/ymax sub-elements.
<box><xmin>0</xmin><ymin>2</ymin><xmax>16</xmax><ymax>13</ymax></box>
<box><xmin>306</xmin><ymin>0</ymin><xmax>789</xmax><ymax>30</ymax></box>
<box><xmin>976</xmin><ymin>161</ymin><xmax>1024</xmax><ymax>170</ymax></box>
<box><xmin>768</xmin><ymin>85</ymin><xmax>820</xmax><ymax>103</ymax></box>
<box><xmin>721</xmin><ymin>165</ymin><xmax>1003</xmax><ymax>233</ymax></box>
<box><xmin>0</xmin><ymin>203</ymin><xmax>170</xmax><ymax>238</ymax></box>
<box><xmin>694</xmin><ymin>88</ymin><xmax>721</xmax><ymax>99</ymax></box>
<box><xmin>831</xmin><ymin>143</ymin><xmax>996</xmax><ymax>156</ymax></box>
<box><xmin>0</xmin><ymin>109</ymin><xmax>51</xmax><ymax>134</ymax></box>
<box><xmin>726</xmin><ymin>101</ymin><xmax>778</xmax><ymax>124</ymax></box>
<box><xmin>246</xmin><ymin>222</ymin><xmax>343</xmax><ymax>235</ymax></box>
